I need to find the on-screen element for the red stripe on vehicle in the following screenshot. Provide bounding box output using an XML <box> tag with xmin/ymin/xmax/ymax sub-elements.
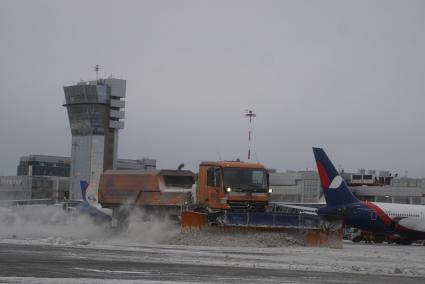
<box><xmin>363</xmin><ymin>202</ymin><xmax>392</xmax><ymax>225</ymax></box>
<box><xmin>316</xmin><ymin>161</ymin><xmax>330</xmax><ymax>188</ymax></box>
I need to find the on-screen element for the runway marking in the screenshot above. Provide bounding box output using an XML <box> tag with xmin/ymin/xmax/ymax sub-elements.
<box><xmin>74</xmin><ymin>267</ymin><xmax>154</xmax><ymax>275</ymax></box>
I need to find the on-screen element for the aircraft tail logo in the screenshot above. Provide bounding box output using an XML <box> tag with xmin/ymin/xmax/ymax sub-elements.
<box><xmin>79</xmin><ymin>180</ymin><xmax>112</xmax><ymax>219</ymax></box>
<box><xmin>313</xmin><ymin>147</ymin><xmax>359</xmax><ymax>206</ymax></box>
<box><xmin>79</xmin><ymin>181</ymin><xmax>98</xmax><ymax>205</ymax></box>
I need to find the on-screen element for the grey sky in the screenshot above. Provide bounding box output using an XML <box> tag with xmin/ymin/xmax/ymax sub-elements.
<box><xmin>1</xmin><ymin>0</ymin><xmax>424</xmax><ymax>177</ymax></box>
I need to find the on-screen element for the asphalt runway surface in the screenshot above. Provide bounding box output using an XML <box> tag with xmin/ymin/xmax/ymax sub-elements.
<box><xmin>0</xmin><ymin>243</ymin><xmax>424</xmax><ymax>283</ymax></box>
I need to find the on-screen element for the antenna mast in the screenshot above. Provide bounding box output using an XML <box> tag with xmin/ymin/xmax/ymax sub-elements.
<box><xmin>94</xmin><ymin>64</ymin><xmax>101</xmax><ymax>80</ymax></box>
<box><xmin>245</xmin><ymin>109</ymin><xmax>256</xmax><ymax>160</ymax></box>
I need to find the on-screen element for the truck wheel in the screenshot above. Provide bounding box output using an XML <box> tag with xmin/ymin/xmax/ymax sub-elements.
<box><xmin>352</xmin><ymin>236</ymin><xmax>362</xmax><ymax>243</ymax></box>
<box><xmin>374</xmin><ymin>235</ymin><xmax>385</xmax><ymax>243</ymax></box>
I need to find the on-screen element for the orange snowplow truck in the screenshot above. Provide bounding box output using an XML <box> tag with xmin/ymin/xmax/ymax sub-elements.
<box><xmin>98</xmin><ymin>161</ymin><xmax>271</xmax><ymax>214</ymax></box>
<box><xmin>195</xmin><ymin>161</ymin><xmax>271</xmax><ymax>212</ymax></box>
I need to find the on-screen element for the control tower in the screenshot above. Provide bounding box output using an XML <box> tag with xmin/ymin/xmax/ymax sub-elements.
<box><xmin>63</xmin><ymin>78</ymin><xmax>126</xmax><ymax>200</ymax></box>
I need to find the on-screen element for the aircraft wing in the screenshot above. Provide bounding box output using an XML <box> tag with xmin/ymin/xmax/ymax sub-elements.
<box><xmin>275</xmin><ymin>204</ymin><xmax>319</xmax><ymax>215</ymax></box>
<box><xmin>298</xmin><ymin>210</ymin><xmax>319</xmax><ymax>216</ymax></box>
<box><xmin>392</xmin><ymin>216</ymin><xmax>407</xmax><ymax>224</ymax></box>
<box><xmin>280</xmin><ymin>204</ymin><xmax>319</xmax><ymax>212</ymax></box>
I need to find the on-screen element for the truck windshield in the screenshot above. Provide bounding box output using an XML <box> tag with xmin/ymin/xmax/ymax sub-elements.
<box><xmin>223</xmin><ymin>168</ymin><xmax>268</xmax><ymax>192</ymax></box>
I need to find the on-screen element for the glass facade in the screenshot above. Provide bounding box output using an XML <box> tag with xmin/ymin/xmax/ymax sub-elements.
<box><xmin>269</xmin><ymin>171</ymin><xmax>321</xmax><ymax>203</ymax></box>
<box><xmin>67</xmin><ymin>104</ymin><xmax>110</xmax><ymax>135</ymax></box>
<box><xmin>17</xmin><ymin>156</ymin><xmax>70</xmax><ymax>177</ymax></box>
<box><xmin>64</xmin><ymin>84</ymin><xmax>109</xmax><ymax>105</ymax></box>
<box><xmin>302</xmin><ymin>179</ymin><xmax>320</xmax><ymax>203</ymax></box>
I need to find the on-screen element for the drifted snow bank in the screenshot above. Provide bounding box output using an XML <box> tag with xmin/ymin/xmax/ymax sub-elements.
<box><xmin>164</xmin><ymin>229</ymin><xmax>302</xmax><ymax>247</ymax></box>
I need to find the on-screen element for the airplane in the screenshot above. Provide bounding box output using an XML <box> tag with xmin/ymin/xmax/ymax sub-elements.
<box><xmin>76</xmin><ymin>181</ymin><xmax>112</xmax><ymax>223</ymax></box>
<box><xmin>310</xmin><ymin>147</ymin><xmax>425</xmax><ymax>244</ymax></box>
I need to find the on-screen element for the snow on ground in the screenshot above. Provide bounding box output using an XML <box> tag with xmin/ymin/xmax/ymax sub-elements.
<box><xmin>0</xmin><ymin>278</ymin><xmax>197</xmax><ymax>284</ymax></box>
<box><xmin>167</xmin><ymin>229</ymin><xmax>302</xmax><ymax>247</ymax></box>
<box><xmin>1</xmin><ymin>205</ymin><xmax>425</xmax><ymax>278</ymax></box>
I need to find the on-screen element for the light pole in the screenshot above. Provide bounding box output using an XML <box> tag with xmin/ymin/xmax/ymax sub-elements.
<box><xmin>245</xmin><ymin>110</ymin><xmax>256</xmax><ymax>161</ymax></box>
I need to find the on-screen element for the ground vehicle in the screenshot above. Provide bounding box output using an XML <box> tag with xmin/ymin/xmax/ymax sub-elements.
<box><xmin>97</xmin><ymin>160</ymin><xmax>342</xmax><ymax>246</ymax></box>
<box><xmin>97</xmin><ymin>161</ymin><xmax>271</xmax><ymax>222</ymax></box>
<box><xmin>194</xmin><ymin>161</ymin><xmax>270</xmax><ymax>212</ymax></box>
<box><xmin>349</xmin><ymin>228</ymin><xmax>413</xmax><ymax>244</ymax></box>
<box><xmin>350</xmin><ymin>228</ymin><xmax>386</xmax><ymax>243</ymax></box>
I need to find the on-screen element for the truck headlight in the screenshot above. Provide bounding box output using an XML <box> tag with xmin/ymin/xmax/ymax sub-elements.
<box><xmin>227</xmin><ymin>187</ymin><xmax>232</xmax><ymax>193</ymax></box>
<box><xmin>268</xmin><ymin>188</ymin><xmax>273</xmax><ymax>193</ymax></box>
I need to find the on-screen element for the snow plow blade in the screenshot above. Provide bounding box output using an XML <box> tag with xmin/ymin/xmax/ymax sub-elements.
<box><xmin>181</xmin><ymin>211</ymin><xmax>208</xmax><ymax>231</ymax></box>
<box><xmin>181</xmin><ymin>211</ymin><xmax>343</xmax><ymax>248</ymax></box>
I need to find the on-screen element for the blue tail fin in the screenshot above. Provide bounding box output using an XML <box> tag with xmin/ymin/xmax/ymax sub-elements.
<box><xmin>80</xmin><ymin>180</ymin><xmax>89</xmax><ymax>202</ymax></box>
<box><xmin>78</xmin><ymin>180</ymin><xmax>112</xmax><ymax>219</ymax></box>
<box><xmin>312</xmin><ymin>148</ymin><xmax>359</xmax><ymax>206</ymax></box>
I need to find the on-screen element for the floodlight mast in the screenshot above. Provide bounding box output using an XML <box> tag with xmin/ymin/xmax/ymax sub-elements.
<box><xmin>245</xmin><ymin>110</ymin><xmax>256</xmax><ymax>160</ymax></box>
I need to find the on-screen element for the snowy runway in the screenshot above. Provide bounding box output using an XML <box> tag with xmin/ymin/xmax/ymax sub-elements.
<box><xmin>0</xmin><ymin>240</ymin><xmax>424</xmax><ymax>283</ymax></box>
<box><xmin>1</xmin><ymin>205</ymin><xmax>424</xmax><ymax>283</ymax></box>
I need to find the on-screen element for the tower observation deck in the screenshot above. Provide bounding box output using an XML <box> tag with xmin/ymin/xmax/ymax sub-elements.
<box><xmin>63</xmin><ymin>78</ymin><xmax>126</xmax><ymax>200</ymax></box>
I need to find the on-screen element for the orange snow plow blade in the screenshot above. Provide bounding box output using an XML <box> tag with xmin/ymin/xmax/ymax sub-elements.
<box><xmin>180</xmin><ymin>210</ymin><xmax>343</xmax><ymax>248</ymax></box>
<box><xmin>304</xmin><ymin>229</ymin><xmax>343</xmax><ymax>248</ymax></box>
<box><xmin>181</xmin><ymin>211</ymin><xmax>208</xmax><ymax>231</ymax></box>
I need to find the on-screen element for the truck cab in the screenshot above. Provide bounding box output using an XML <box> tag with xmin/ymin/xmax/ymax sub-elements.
<box><xmin>196</xmin><ymin>161</ymin><xmax>271</xmax><ymax>212</ymax></box>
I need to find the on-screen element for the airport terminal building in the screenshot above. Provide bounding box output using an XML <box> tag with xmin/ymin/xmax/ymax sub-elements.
<box><xmin>1</xmin><ymin>155</ymin><xmax>71</xmax><ymax>203</ymax></box>
<box><xmin>1</xmin><ymin>156</ymin><xmax>424</xmax><ymax>205</ymax></box>
<box><xmin>0</xmin><ymin>155</ymin><xmax>156</xmax><ymax>203</ymax></box>
<box><xmin>270</xmin><ymin>170</ymin><xmax>425</xmax><ymax>205</ymax></box>
<box><xmin>270</xmin><ymin>171</ymin><xmax>321</xmax><ymax>203</ymax></box>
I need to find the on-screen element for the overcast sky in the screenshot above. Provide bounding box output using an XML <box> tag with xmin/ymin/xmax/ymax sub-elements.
<box><xmin>1</xmin><ymin>0</ymin><xmax>424</xmax><ymax>177</ymax></box>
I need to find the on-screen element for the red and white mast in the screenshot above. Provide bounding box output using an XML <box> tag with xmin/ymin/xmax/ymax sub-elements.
<box><xmin>245</xmin><ymin>110</ymin><xmax>256</xmax><ymax>161</ymax></box>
